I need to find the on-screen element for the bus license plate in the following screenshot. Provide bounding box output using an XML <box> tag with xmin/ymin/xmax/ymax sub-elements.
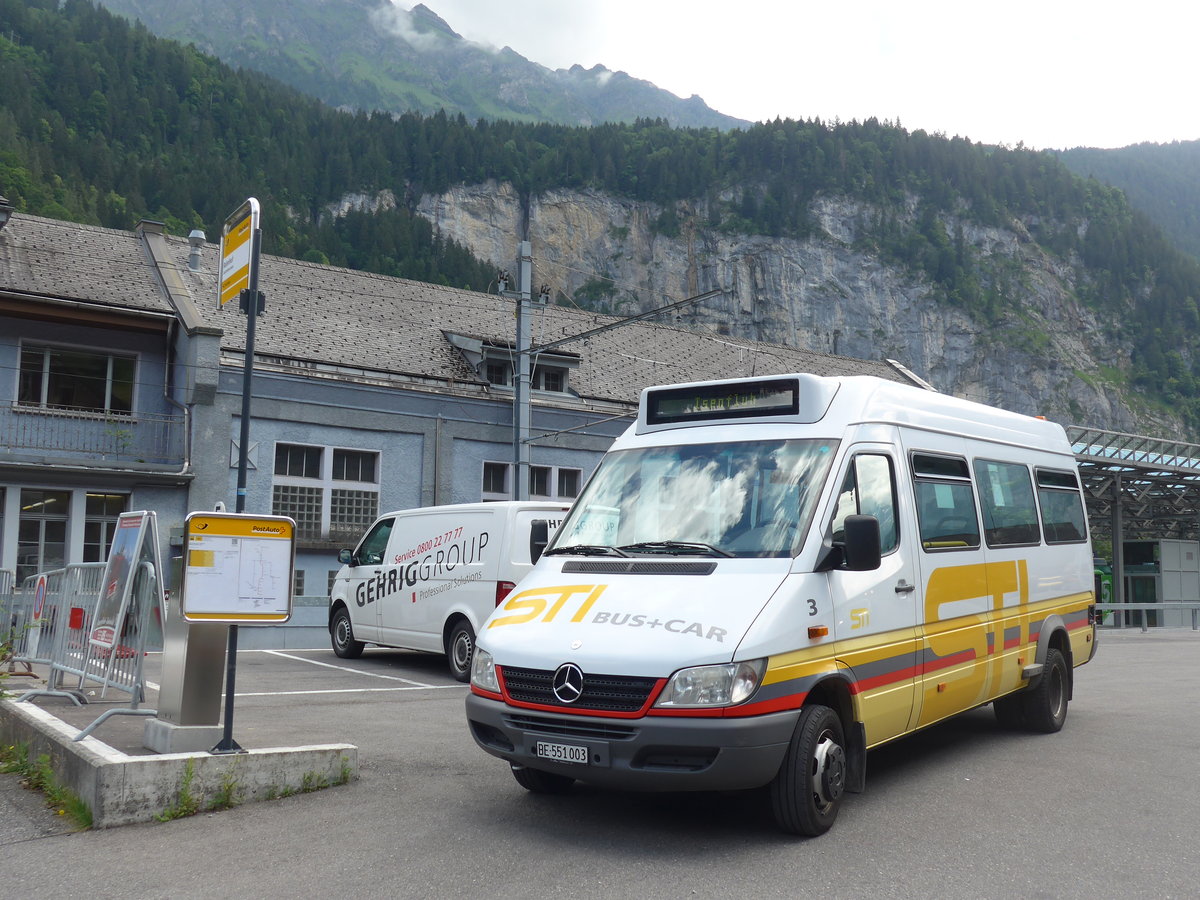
<box><xmin>535</xmin><ymin>740</ymin><xmax>589</xmax><ymax>765</ymax></box>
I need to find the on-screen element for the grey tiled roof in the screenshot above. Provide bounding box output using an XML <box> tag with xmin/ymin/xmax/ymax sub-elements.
<box><xmin>0</xmin><ymin>215</ymin><xmax>175</xmax><ymax>316</ymax></box>
<box><xmin>3</xmin><ymin>213</ymin><xmax>912</xmax><ymax>405</ymax></box>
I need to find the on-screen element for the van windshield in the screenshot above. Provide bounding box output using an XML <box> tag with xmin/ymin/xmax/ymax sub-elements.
<box><xmin>550</xmin><ymin>439</ymin><xmax>838</xmax><ymax>559</ymax></box>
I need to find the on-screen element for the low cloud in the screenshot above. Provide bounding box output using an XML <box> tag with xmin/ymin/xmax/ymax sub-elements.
<box><xmin>371</xmin><ymin>2</ymin><xmax>446</xmax><ymax>52</ymax></box>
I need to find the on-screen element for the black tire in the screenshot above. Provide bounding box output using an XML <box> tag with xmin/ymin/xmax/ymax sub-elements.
<box><xmin>1021</xmin><ymin>647</ymin><xmax>1069</xmax><ymax>733</ymax></box>
<box><xmin>510</xmin><ymin>763</ymin><xmax>574</xmax><ymax>794</ymax></box>
<box><xmin>992</xmin><ymin>693</ymin><xmax>1025</xmax><ymax>729</ymax></box>
<box><xmin>331</xmin><ymin>607</ymin><xmax>365</xmax><ymax>659</ymax></box>
<box><xmin>769</xmin><ymin>704</ymin><xmax>847</xmax><ymax>836</ymax></box>
<box><xmin>447</xmin><ymin>619</ymin><xmax>475</xmax><ymax>683</ymax></box>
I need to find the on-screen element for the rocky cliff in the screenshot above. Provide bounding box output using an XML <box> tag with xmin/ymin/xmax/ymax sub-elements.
<box><xmin>415</xmin><ymin>182</ymin><xmax>1172</xmax><ymax>436</ymax></box>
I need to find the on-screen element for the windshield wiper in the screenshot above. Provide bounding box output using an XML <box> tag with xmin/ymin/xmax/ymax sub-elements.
<box><xmin>543</xmin><ymin>544</ymin><xmax>630</xmax><ymax>557</ymax></box>
<box><xmin>618</xmin><ymin>541</ymin><xmax>733</xmax><ymax>558</ymax></box>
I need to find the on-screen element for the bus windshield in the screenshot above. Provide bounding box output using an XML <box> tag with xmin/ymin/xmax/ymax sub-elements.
<box><xmin>550</xmin><ymin>439</ymin><xmax>838</xmax><ymax>559</ymax></box>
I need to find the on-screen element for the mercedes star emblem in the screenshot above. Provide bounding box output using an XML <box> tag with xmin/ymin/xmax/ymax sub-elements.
<box><xmin>552</xmin><ymin>663</ymin><xmax>585</xmax><ymax>704</ymax></box>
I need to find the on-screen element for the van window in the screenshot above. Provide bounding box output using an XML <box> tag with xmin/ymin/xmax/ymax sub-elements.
<box><xmin>1036</xmin><ymin>469</ymin><xmax>1088</xmax><ymax>543</ymax></box>
<box><xmin>973</xmin><ymin>459</ymin><xmax>1040</xmax><ymax>546</ymax></box>
<box><xmin>831</xmin><ymin>454</ymin><xmax>899</xmax><ymax>554</ymax></box>
<box><xmin>356</xmin><ymin>517</ymin><xmax>395</xmax><ymax>565</ymax></box>
<box><xmin>551</xmin><ymin>439</ymin><xmax>838</xmax><ymax>558</ymax></box>
<box><xmin>912</xmin><ymin>454</ymin><xmax>980</xmax><ymax>551</ymax></box>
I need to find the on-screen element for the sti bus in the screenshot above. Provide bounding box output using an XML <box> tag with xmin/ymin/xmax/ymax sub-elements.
<box><xmin>466</xmin><ymin>373</ymin><xmax>1097</xmax><ymax>835</ymax></box>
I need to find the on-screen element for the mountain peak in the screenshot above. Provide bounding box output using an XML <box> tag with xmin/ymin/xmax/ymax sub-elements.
<box><xmin>408</xmin><ymin>3</ymin><xmax>460</xmax><ymax>39</ymax></box>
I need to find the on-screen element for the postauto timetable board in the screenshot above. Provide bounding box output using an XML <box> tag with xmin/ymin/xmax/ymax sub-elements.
<box><xmin>180</xmin><ymin>512</ymin><xmax>295</xmax><ymax>623</ymax></box>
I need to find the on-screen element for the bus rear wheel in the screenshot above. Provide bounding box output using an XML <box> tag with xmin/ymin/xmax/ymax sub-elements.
<box><xmin>1022</xmin><ymin>647</ymin><xmax>1069</xmax><ymax>733</ymax></box>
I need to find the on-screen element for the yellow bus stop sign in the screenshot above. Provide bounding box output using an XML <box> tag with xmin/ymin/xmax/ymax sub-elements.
<box><xmin>218</xmin><ymin>198</ymin><xmax>260</xmax><ymax>307</ymax></box>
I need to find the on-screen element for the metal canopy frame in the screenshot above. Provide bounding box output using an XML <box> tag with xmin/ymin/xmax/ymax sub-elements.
<box><xmin>1068</xmin><ymin>425</ymin><xmax>1200</xmax><ymax>610</ymax></box>
<box><xmin>1069</xmin><ymin>426</ymin><xmax>1200</xmax><ymax>543</ymax></box>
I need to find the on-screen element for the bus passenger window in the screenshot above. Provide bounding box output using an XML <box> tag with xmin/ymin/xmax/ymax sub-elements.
<box><xmin>973</xmin><ymin>459</ymin><xmax>1040</xmax><ymax>546</ymax></box>
<box><xmin>912</xmin><ymin>454</ymin><xmax>980</xmax><ymax>551</ymax></box>
<box><xmin>1036</xmin><ymin>469</ymin><xmax>1088</xmax><ymax>543</ymax></box>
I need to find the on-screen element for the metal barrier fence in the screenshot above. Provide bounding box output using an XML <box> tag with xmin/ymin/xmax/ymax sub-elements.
<box><xmin>1096</xmin><ymin>603</ymin><xmax>1200</xmax><ymax>632</ymax></box>
<box><xmin>9</xmin><ymin>564</ymin><xmax>106</xmax><ymax>703</ymax></box>
<box><xmin>8</xmin><ymin>562</ymin><xmax>162</xmax><ymax>741</ymax></box>
<box><xmin>70</xmin><ymin>560</ymin><xmax>162</xmax><ymax>740</ymax></box>
<box><xmin>0</xmin><ymin>568</ymin><xmax>28</xmax><ymax>677</ymax></box>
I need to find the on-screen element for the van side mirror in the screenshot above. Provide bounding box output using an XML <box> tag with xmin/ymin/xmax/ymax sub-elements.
<box><xmin>338</xmin><ymin>548</ymin><xmax>354</xmax><ymax>566</ymax></box>
<box><xmin>530</xmin><ymin>520</ymin><xmax>550</xmax><ymax>564</ymax></box>
<box><xmin>842</xmin><ymin>515</ymin><xmax>881</xmax><ymax>571</ymax></box>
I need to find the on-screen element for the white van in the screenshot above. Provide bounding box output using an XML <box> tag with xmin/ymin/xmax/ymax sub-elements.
<box><xmin>465</xmin><ymin>374</ymin><xmax>1098</xmax><ymax>835</ymax></box>
<box><xmin>328</xmin><ymin>501</ymin><xmax>569</xmax><ymax>680</ymax></box>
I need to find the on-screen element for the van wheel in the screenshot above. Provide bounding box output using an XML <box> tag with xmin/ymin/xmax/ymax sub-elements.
<box><xmin>510</xmin><ymin>763</ymin><xmax>574</xmax><ymax>794</ymax></box>
<box><xmin>447</xmin><ymin>620</ymin><xmax>475</xmax><ymax>683</ymax></box>
<box><xmin>331</xmin><ymin>607</ymin><xmax>365</xmax><ymax>659</ymax></box>
<box><xmin>1022</xmin><ymin>648</ymin><xmax>1069</xmax><ymax>733</ymax></box>
<box><xmin>769</xmin><ymin>704</ymin><xmax>846</xmax><ymax>836</ymax></box>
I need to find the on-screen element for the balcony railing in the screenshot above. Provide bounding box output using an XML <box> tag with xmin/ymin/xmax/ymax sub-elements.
<box><xmin>0</xmin><ymin>402</ymin><xmax>186</xmax><ymax>468</ymax></box>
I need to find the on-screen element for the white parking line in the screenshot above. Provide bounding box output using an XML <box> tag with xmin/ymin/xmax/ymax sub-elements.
<box><xmin>262</xmin><ymin>649</ymin><xmax>446</xmax><ymax>688</ymax></box>
<box><xmin>236</xmin><ymin>686</ymin><xmax>463</xmax><ymax>697</ymax></box>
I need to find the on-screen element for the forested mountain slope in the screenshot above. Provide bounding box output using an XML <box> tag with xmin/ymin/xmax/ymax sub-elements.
<box><xmin>1059</xmin><ymin>141</ymin><xmax>1200</xmax><ymax>261</ymax></box>
<box><xmin>3</xmin><ymin>0</ymin><xmax>1200</xmax><ymax>437</ymax></box>
<box><xmin>93</xmin><ymin>0</ymin><xmax>746</xmax><ymax>130</ymax></box>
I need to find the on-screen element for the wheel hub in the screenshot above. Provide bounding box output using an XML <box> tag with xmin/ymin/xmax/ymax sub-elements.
<box><xmin>811</xmin><ymin>733</ymin><xmax>846</xmax><ymax>810</ymax></box>
<box><xmin>453</xmin><ymin>631</ymin><xmax>473</xmax><ymax>668</ymax></box>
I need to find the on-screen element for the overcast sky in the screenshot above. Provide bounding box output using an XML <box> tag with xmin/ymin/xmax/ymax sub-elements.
<box><xmin>400</xmin><ymin>0</ymin><xmax>1195</xmax><ymax>151</ymax></box>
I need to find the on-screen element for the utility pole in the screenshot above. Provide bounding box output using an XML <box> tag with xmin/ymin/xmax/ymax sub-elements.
<box><xmin>512</xmin><ymin>240</ymin><xmax>533</xmax><ymax>500</ymax></box>
<box><xmin>499</xmin><ymin>237</ymin><xmax>723</xmax><ymax>498</ymax></box>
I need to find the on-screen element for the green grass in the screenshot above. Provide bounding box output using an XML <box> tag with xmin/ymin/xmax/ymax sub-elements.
<box><xmin>0</xmin><ymin>743</ymin><xmax>93</xmax><ymax>830</ymax></box>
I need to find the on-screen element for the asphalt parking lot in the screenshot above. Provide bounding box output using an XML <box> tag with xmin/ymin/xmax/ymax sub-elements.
<box><xmin>3</xmin><ymin>629</ymin><xmax>1199</xmax><ymax>899</ymax></box>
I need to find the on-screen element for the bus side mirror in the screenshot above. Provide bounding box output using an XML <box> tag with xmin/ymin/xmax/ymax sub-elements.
<box><xmin>842</xmin><ymin>515</ymin><xmax>881</xmax><ymax>571</ymax></box>
<box><xmin>530</xmin><ymin>520</ymin><xmax>550</xmax><ymax>564</ymax></box>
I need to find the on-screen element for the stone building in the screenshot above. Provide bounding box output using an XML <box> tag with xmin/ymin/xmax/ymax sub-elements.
<box><xmin>0</xmin><ymin>211</ymin><xmax>920</xmax><ymax>644</ymax></box>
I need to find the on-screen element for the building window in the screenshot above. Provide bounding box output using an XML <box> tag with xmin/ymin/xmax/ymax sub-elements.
<box><xmin>18</xmin><ymin>345</ymin><xmax>136</xmax><ymax>414</ymax></box>
<box><xmin>482</xmin><ymin>463</ymin><xmax>583</xmax><ymax>501</ymax></box>
<box><xmin>83</xmin><ymin>493</ymin><xmax>129</xmax><ymax>563</ymax></box>
<box><xmin>272</xmin><ymin>442</ymin><xmax>379</xmax><ymax>542</ymax></box>
<box><xmin>17</xmin><ymin>489</ymin><xmax>70</xmax><ymax>583</ymax></box>
<box><xmin>333</xmin><ymin>449</ymin><xmax>375</xmax><ymax>483</ymax></box>
<box><xmin>530</xmin><ymin>466</ymin><xmax>551</xmax><ymax>498</ymax></box>
<box><xmin>293</xmin><ymin>570</ymin><xmax>305</xmax><ymax>597</ymax></box>
<box><xmin>557</xmin><ymin>469</ymin><xmax>580</xmax><ymax>498</ymax></box>
<box><xmin>533</xmin><ymin>365</ymin><xmax>567</xmax><ymax>393</ymax></box>
<box><xmin>276</xmin><ymin>444</ymin><xmax>321</xmax><ymax>478</ymax></box>
<box><xmin>273</xmin><ymin>485</ymin><xmax>323</xmax><ymax>539</ymax></box>
<box><xmin>483</xmin><ymin>462</ymin><xmax>509</xmax><ymax>495</ymax></box>
<box><xmin>485</xmin><ymin>361</ymin><xmax>511</xmax><ymax>386</ymax></box>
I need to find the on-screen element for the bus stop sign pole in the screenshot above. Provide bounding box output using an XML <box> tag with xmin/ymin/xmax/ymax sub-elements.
<box><xmin>214</xmin><ymin>200</ymin><xmax>264</xmax><ymax>754</ymax></box>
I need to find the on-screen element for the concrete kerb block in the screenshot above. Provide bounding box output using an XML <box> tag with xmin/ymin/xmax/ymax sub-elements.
<box><xmin>0</xmin><ymin>699</ymin><xmax>357</xmax><ymax>828</ymax></box>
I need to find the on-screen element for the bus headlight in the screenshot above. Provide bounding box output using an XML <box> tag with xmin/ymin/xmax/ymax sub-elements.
<box><xmin>471</xmin><ymin>648</ymin><xmax>499</xmax><ymax>693</ymax></box>
<box><xmin>654</xmin><ymin>659</ymin><xmax>766</xmax><ymax>708</ymax></box>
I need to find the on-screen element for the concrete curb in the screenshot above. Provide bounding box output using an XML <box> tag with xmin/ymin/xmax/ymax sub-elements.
<box><xmin>0</xmin><ymin>699</ymin><xmax>357</xmax><ymax>828</ymax></box>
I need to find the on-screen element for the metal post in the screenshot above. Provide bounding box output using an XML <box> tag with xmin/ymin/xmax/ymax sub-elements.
<box><xmin>512</xmin><ymin>240</ymin><xmax>532</xmax><ymax>501</ymax></box>
<box><xmin>1112</xmin><ymin>473</ymin><xmax>1124</xmax><ymax>628</ymax></box>
<box><xmin>214</xmin><ymin>226</ymin><xmax>261</xmax><ymax>755</ymax></box>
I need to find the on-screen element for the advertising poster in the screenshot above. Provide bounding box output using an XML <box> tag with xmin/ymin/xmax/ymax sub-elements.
<box><xmin>90</xmin><ymin>511</ymin><xmax>152</xmax><ymax>651</ymax></box>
